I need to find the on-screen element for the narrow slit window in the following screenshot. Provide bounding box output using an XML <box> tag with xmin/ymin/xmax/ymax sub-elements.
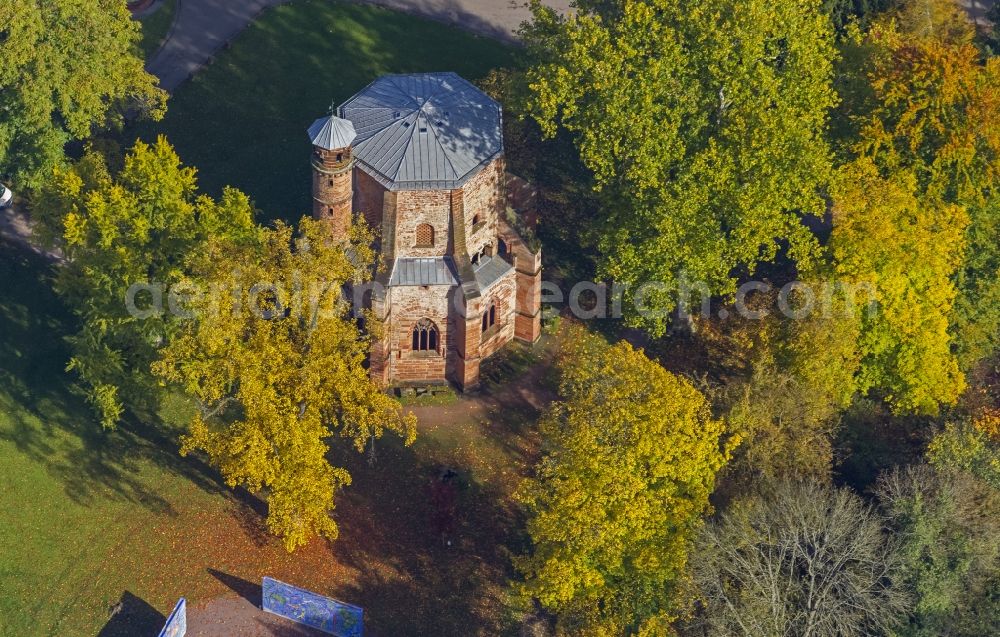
<box><xmin>482</xmin><ymin>303</ymin><xmax>497</xmax><ymax>333</ymax></box>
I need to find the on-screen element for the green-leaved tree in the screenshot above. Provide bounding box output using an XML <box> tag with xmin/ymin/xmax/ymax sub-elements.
<box><xmin>0</xmin><ymin>0</ymin><xmax>166</xmax><ymax>187</ymax></box>
<box><xmin>33</xmin><ymin>137</ymin><xmax>257</xmax><ymax>427</ymax></box>
<box><xmin>521</xmin><ymin>0</ymin><xmax>838</xmax><ymax>334</ymax></box>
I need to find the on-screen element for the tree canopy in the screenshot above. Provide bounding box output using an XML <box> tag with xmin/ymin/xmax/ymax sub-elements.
<box><xmin>521</xmin><ymin>0</ymin><xmax>837</xmax><ymax>334</ymax></box>
<box><xmin>0</xmin><ymin>0</ymin><xmax>165</xmax><ymax>187</ymax></box>
<box><xmin>928</xmin><ymin>411</ymin><xmax>1000</xmax><ymax>488</ymax></box>
<box><xmin>154</xmin><ymin>217</ymin><xmax>417</xmax><ymax>550</ymax></box>
<box><xmin>841</xmin><ymin>13</ymin><xmax>1000</xmax><ymax>368</ymax></box>
<box><xmin>877</xmin><ymin>463</ymin><xmax>1000</xmax><ymax>636</ymax></box>
<box><xmin>33</xmin><ymin>137</ymin><xmax>256</xmax><ymax>428</ymax></box>
<box><xmin>826</xmin><ymin>158</ymin><xmax>967</xmax><ymax>414</ymax></box>
<box><xmin>689</xmin><ymin>481</ymin><xmax>908</xmax><ymax>637</ymax></box>
<box><xmin>516</xmin><ymin>327</ymin><xmax>731</xmax><ymax>633</ymax></box>
<box><xmin>710</xmin><ymin>291</ymin><xmax>861</xmax><ymax>483</ymax></box>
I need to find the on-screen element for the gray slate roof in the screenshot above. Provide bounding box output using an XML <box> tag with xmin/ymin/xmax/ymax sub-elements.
<box><xmin>388</xmin><ymin>257</ymin><xmax>460</xmax><ymax>286</ymax></box>
<box><xmin>339</xmin><ymin>73</ymin><xmax>503</xmax><ymax>191</ymax></box>
<box><xmin>473</xmin><ymin>255</ymin><xmax>513</xmax><ymax>291</ymax></box>
<box><xmin>308</xmin><ymin>115</ymin><xmax>357</xmax><ymax>150</ymax></box>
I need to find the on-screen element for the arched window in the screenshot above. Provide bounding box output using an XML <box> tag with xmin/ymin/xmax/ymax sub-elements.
<box><xmin>498</xmin><ymin>238</ymin><xmax>508</xmax><ymax>256</ymax></box>
<box><xmin>415</xmin><ymin>223</ymin><xmax>434</xmax><ymax>248</ymax></box>
<box><xmin>412</xmin><ymin>319</ymin><xmax>439</xmax><ymax>352</ymax></box>
<box><xmin>482</xmin><ymin>302</ymin><xmax>497</xmax><ymax>333</ymax></box>
<box><xmin>472</xmin><ymin>213</ymin><xmax>482</xmax><ymax>227</ymax></box>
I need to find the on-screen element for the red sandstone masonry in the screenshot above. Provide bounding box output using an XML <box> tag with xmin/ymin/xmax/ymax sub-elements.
<box><xmin>311</xmin><ymin>147</ymin><xmax>353</xmax><ymax>238</ymax></box>
<box><xmin>315</xmin><ymin>106</ymin><xmax>537</xmax><ymax>388</ymax></box>
<box><xmin>395</xmin><ymin>189</ymin><xmax>452</xmax><ymax>257</ymax></box>
<box><xmin>354</xmin><ymin>168</ymin><xmax>387</xmax><ymax>231</ymax></box>
<box><xmin>463</xmin><ymin>157</ymin><xmax>505</xmax><ymax>258</ymax></box>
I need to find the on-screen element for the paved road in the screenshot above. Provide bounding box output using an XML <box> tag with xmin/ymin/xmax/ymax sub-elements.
<box><xmin>146</xmin><ymin>0</ymin><xmax>290</xmax><ymax>92</ymax></box>
<box><xmin>146</xmin><ymin>0</ymin><xmax>572</xmax><ymax>92</ymax></box>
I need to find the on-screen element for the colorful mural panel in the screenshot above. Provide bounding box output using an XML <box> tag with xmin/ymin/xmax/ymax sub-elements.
<box><xmin>262</xmin><ymin>577</ymin><xmax>363</xmax><ymax>637</ymax></box>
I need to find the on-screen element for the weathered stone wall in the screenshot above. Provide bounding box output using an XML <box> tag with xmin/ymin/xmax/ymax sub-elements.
<box><xmin>448</xmin><ymin>296</ymin><xmax>483</xmax><ymax>390</ymax></box>
<box><xmin>478</xmin><ymin>269</ymin><xmax>517</xmax><ymax>360</ymax></box>
<box><xmin>463</xmin><ymin>157</ymin><xmax>504</xmax><ymax>259</ymax></box>
<box><xmin>498</xmin><ymin>218</ymin><xmax>543</xmax><ymax>344</ymax></box>
<box><xmin>386</xmin><ymin>283</ymin><xmax>451</xmax><ymax>383</ymax></box>
<box><xmin>342</xmin><ymin>149</ymin><xmax>532</xmax><ymax>388</ymax></box>
<box><xmin>354</xmin><ymin>167</ymin><xmax>387</xmax><ymax>232</ymax></box>
<box><xmin>394</xmin><ymin>189</ymin><xmax>452</xmax><ymax>258</ymax></box>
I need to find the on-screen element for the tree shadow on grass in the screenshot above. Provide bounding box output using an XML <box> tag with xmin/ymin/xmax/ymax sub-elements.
<box><xmin>128</xmin><ymin>0</ymin><xmax>516</xmax><ymax>222</ymax></box>
<box><xmin>96</xmin><ymin>590</ymin><xmax>166</xmax><ymax>637</ymax></box>
<box><xmin>0</xmin><ymin>244</ymin><xmax>231</xmax><ymax>514</ymax></box>
<box><xmin>323</xmin><ymin>373</ymin><xmax>548</xmax><ymax>636</ymax></box>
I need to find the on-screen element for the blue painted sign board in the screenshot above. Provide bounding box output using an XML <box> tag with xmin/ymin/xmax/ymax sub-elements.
<box><xmin>262</xmin><ymin>577</ymin><xmax>363</xmax><ymax>637</ymax></box>
<box><xmin>157</xmin><ymin>598</ymin><xmax>186</xmax><ymax>637</ymax></box>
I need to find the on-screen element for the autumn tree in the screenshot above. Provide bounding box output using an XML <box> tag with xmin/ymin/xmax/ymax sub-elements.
<box><xmin>154</xmin><ymin>218</ymin><xmax>416</xmax><ymax>550</ymax></box>
<box><xmin>927</xmin><ymin>410</ymin><xmax>1000</xmax><ymax>488</ymax></box>
<box><xmin>843</xmin><ymin>13</ymin><xmax>1000</xmax><ymax>366</ymax></box>
<box><xmin>826</xmin><ymin>158</ymin><xmax>967</xmax><ymax>414</ymax></box>
<box><xmin>892</xmin><ymin>0</ymin><xmax>974</xmax><ymax>44</ymax></box>
<box><xmin>877</xmin><ymin>463</ymin><xmax>1000</xmax><ymax>636</ymax></box>
<box><xmin>709</xmin><ymin>291</ymin><xmax>861</xmax><ymax>483</ymax></box>
<box><xmin>0</xmin><ymin>1</ymin><xmax>165</xmax><ymax>187</ymax></box>
<box><xmin>516</xmin><ymin>327</ymin><xmax>731</xmax><ymax>634</ymax></box>
<box><xmin>521</xmin><ymin>0</ymin><xmax>837</xmax><ymax>334</ymax></box>
<box><xmin>32</xmin><ymin>137</ymin><xmax>256</xmax><ymax>428</ymax></box>
<box><xmin>688</xmin><ymin>481</ymin><xmax>909</xmax><ymax>637</ymax></box>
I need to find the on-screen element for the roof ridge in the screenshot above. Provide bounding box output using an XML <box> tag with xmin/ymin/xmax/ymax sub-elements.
<box><xmin>383</xmin><ymin>75</ymin><xmax>422</xmax><ymax>109</ymax></box>
<box><xmin>422</xmin><ymin>109</ymin><xmax>460</xmax><ymax>180</ymax></box>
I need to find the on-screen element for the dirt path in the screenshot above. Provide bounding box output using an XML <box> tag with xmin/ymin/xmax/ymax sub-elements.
<box><xmin>178</xmin><ymin>339</ymin><xmax>558</xmax><ymax>636</ymax></box>
<box><xmin>405</xmin><ymin>354</ymin><xmax>557</xmax><ymax>427</ymax></box>
<box><xmin>187</xmin><ymin>596</ymin><xmax>327</xmax><ymax>636</ymax></box>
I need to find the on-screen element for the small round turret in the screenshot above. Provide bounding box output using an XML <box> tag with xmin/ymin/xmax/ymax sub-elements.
<box><xmin>308</xmin><ymin>115</ymin><xmax>357</xmax><ymax>238</ymax></box>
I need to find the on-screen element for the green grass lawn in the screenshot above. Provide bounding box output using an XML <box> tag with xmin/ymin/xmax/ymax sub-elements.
<box><xmin>138</xmin><ymin>0</ymin><xmax>177</xmax><ymax>59</ymax></box>
<box><xmin>0</xmin><ymin>248</ymin><xmax>225</xmax><ymax>636</ymax></box>
<box><xmin>130</xmin><ymin>0</ymin><xmax>516</xmax><ymax>222</ymax></box>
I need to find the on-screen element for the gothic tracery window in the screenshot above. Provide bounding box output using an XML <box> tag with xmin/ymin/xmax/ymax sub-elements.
<box><xmin>412</xmin><ymin>319</ymin><xmax>439</xmax><ymax>352</ymax></box>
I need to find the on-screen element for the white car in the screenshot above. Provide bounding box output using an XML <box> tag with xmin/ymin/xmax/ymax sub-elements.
<box><xmin>0</xmin><ymin>184</ymin><xmax>12</xmax><ymax>208</ymax></box>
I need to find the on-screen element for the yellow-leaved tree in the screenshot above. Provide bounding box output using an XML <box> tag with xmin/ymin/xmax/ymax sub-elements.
<box><xmin>840</xmin><ymin>12</ymin><xmax>1000</xmax><ymax>367</ymax></box>
<box><xmin>516</xmin><ymin>327</ymin><xmax>732</xmax><ymax>634</ymax></box>
<box><xmin>827</xmin><ymin>158</ymin><xmax>968</xmax><ymax>414</ymax></box>
<box><xmin>154</xmin><ymin>217</ymin><xmax>416</xmax><ymax>550</ymax></box>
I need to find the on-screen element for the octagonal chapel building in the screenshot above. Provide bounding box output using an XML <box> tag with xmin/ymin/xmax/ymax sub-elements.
<box><xmin>308</xmin><ymin>73</ymin><xmax>542</xmax><ymax>390</ymax></box>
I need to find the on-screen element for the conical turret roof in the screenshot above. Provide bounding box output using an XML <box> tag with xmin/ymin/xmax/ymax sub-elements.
<box><xmin>308</xmin><ymin>115</ymin><xmax>357</xmax><ymax>150</ymax></box>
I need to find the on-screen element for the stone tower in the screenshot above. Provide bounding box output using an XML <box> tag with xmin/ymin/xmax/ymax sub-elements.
<box><xmin>308</xmin><ymin>115</ymin><xmax>357</xmax><ymax>238</ymax></box>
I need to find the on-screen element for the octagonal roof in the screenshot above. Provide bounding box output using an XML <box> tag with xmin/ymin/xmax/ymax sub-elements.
<box><xmin>339</xmin><ymin>72</ymin><xmax>503</xmax><ymax>191</ymax></box>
